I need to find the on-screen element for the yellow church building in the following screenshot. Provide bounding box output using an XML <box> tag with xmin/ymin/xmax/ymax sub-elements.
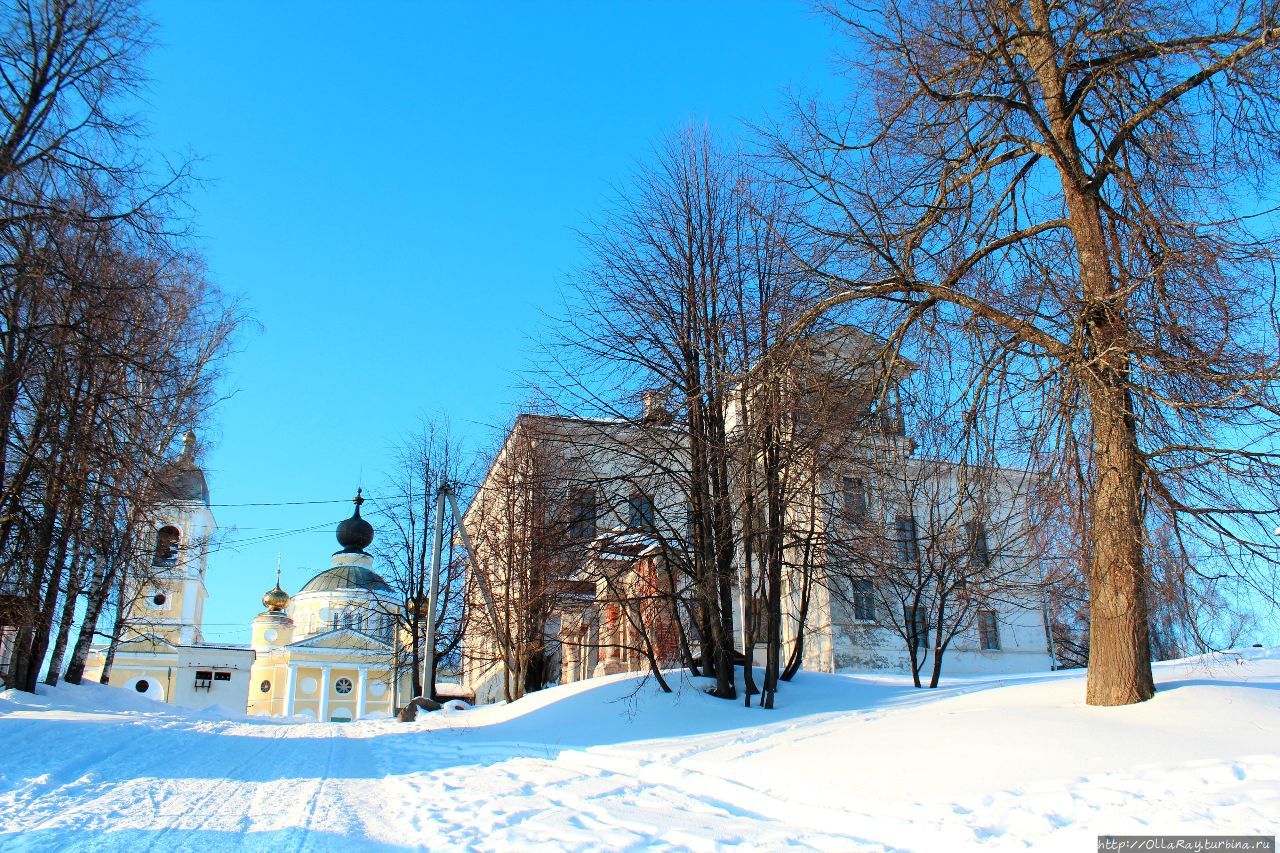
<box><xmin>84</xmin><ymin>433</ymin><xmax>411</xmax><ymax>721</ymax></box>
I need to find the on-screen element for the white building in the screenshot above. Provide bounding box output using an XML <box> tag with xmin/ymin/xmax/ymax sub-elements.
<box><xmin>245</xmin><ymin>494</ymin><xmax>406</xmax><ymax>721</ymax></box>
<box><xmin>461</xmin><ymin>328</ymin><xmax>1054</xmax><ymax>703</ymax></box>
<box><xmin>85</xmin><ymin>435</ymin><xmax>411</xmax><ymax>720</ymax></box>
<box><xmin>84</xmin><ymin>431</ymin><xmax>256</xmax><ymax>709</ymax></box>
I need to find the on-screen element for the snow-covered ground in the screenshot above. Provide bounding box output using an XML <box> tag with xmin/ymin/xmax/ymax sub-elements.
<box><xmin>1</xmin><ymin>650</ymin><xmax>1277</xmax><ymax>851</ymax></box>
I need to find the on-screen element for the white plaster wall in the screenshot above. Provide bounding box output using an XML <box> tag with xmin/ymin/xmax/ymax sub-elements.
<box><xmin>171</xmin><ymin>647</ymin><xmax>255</xmax><ymax>711</ymax></box>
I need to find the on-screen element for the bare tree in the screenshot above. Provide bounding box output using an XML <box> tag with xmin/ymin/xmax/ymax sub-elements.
<box><xmin>770</xmin><ymin>0</ymin><xmax>1280</xmax><ymax>704</ymax></box>
<box><xmin>0</xmin><ymin>0</ymin><xmax>162</xmax><ymax>220</ymax></box>
<box><xmin>543</xmin><ymin>127</ymin><xmax>906</xmax><ymax>707</ymax></box>
<box><xmin>461</xmin><ymin>415</ymin><xmax>590</xmax><ymax>702</ymax></box>
<box><xmin>546</xmin><ymin>128</ymin><xmax>756</xmax><ymax>699</ymax></box>
<box><xmin>371</xmin><ymin>416</ymin><xmax>472</xmax><ymax>701</ymax></box>
<box><xmin>826</xmin><ymin>414</ymin><xmax>1047</xmax><ymax>688</ymax></box>
<box><xmin>0</xmin><ymin>0</ymin><xmax>239</xmax><ymax>693</ymax></box>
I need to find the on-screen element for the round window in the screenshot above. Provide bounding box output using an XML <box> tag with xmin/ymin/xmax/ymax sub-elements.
<box><xmin>259</xmin><ymin>679</ymin><xmax>271</xmax><ymax>693</ymax></box>
<box><xmin>334</xmin><ymin>677</ymin><xmax>353</xmax><ymax>695</ymax></box>
<box><xmin>152</xmin><ymin>592</ymin><xmax>167</xmax><ymax>606</ymax></box>
<box><xmin>135</xmin><ymin>679</ymin><xmax>150</xmax><ymax>693</ymax></box>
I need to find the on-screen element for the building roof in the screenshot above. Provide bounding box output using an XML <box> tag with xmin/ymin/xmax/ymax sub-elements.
<box><xmin>297</xmin><ymin>564</ymin><xmax>392</xmax><ymax>595</ymax></box>
<box><xmin>284</xmin><ymin>626</ymin><xmax>392</xmax><ymax>651</ymax></box>
<box><xmin>153</xmin><ymin>430</ymin><xmax>210</xmax><ymax>507</ymax></box>
<box><xmin>335</xmin><ymin>489</ymin><xmax>374</xmax><ymax>554</ymax></box>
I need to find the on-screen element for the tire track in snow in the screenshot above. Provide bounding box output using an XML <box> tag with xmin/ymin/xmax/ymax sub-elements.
<box><xmin>286</xmin><ymin>727</ymin><xmax>339</xmax><ymax>853</ymax></box>
<box><xmin>1</xmin><ymin>718</ymin><xmax>270</xmax><ymax>847</ymax></box>
<box><xmin>121</xmin><ymin>722</ymin><xmax>295</xmax><ymax>851</ymax></box>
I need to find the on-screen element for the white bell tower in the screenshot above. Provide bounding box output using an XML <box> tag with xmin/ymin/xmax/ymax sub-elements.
<box><xmin>127</xmin><ymin>430</ymin><xmax>217</xmax><ymax>646</ymax></box>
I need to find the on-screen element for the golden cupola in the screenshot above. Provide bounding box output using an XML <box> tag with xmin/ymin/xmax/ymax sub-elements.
<box><xmin>262</xmin><ymin>568</ymin><xmax>290</xmax><ymax>613</ymax></box>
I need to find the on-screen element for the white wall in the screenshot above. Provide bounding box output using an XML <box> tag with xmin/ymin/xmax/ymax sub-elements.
<box><xmin>172</xmin><ymin>647</ymin><xmax>256</xmax><ymax>710</ymax></box>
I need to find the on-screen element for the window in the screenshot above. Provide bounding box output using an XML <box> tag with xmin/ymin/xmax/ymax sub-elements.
<box><xmin>213</xmin><ymin>671</ymin><xmax>231</xmax><ymax>682</ymax></box>
<box><xmin>194</xmin><ymin>670</ymin><xmax>213</xmax><ymax>691</ymax></box>
<box><xmin>894</xmin><ymin>516</ymin><xmax>919</xmax><ymax>564</ymax></box>
<box><xmin>134</xmin><ymin>679</ymin><xmax>150</xmax><ymax>693</ymax></box>
<box><xmin>842</xmin><ymin>477</ymin><xmax>867</xmax><ymax>521</ymax></box>
<box><xmin>151</xmin><ymin>592</ymin><xmax>167</xmax><ymax>607</ymax></box>
<box><xmin>334</xmin><ymin>677</ymin><xmax>353</xmax><ymax>695</ymax></box>
<box><xmin>966</xmin><ymin>522</ymin><xmax>991</xmax><ymax>568</ymax></box>
<box><xmin>568</xmin><ymin>489</ymin><xmax>598</xmax><ymax>542</ymax></box>
<box><xmin>978</xmin><ymin>610</ymin><xmax>1001</xmax><ymax>650</ymax></box>
<box><xmin>627</xmin><ymin>492</ymin><xmax>656</xmax><ymax>534</ymax></box>
<box><xmin>851</xmin><ymin>579</ymin><xmax>875</xmax><ymax>621</ymax></box>
<box><xmin>259</xmin><ymin>679</ymin><xmax>271</xmax><ymax>693</ymax></box>
<box><xmin>342</xmin><ymin>610</ymin><xmax>355</xmax><ymax>630</ymax></box>
<box><xmin>905</xmin><ymin>608</ymin><xmax>929</xmax><ymax>652</ymax></box>
<box><xmin>153</xmin><ymin>526</ymin><xmax>180</xmax><ymax>567</ymax></box>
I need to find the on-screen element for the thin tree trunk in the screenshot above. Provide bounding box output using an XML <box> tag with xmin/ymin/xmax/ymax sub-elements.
<box><xmin>44</xmin><ymin>548</ymin><xmax>85</xmax><ymax>686</ymax></box>
<box><xmin>64</xmin><ymin>549</ymin><xmax>118</xmax><ymax>684</ymax></box>
<box><xmin>99</xmin><ymin>567</ymin><xmax>131</xmax><ymax>684</ymax></box>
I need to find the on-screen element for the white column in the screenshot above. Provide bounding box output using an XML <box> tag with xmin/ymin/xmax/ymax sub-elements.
<box><xmin>356</xmin><ymin>666</ymin><xmax>368</xmax><ymax>720</ymax></box>
<box><xmin>318</xmin><ymin>664</ymin><xmax>331</xmax><ymax>722</ymax></box>
<box><xmin>283</xmin><ymin>664</ymin><xmax>297</xmax><ymax>716</ymax></box>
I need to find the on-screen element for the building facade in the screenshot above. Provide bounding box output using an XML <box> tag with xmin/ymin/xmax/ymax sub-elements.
<box><xmin>83</xmin><ymin>431</ymin><xmax>256</xmax><ymax>709</ymax></box>
<box><xmin>461</xmin><ymin>329</ymin><xmax>1055</xmax><ymax>703</ymax></box>
<box><xmin>245</xmin><ymin>496</ymin><xmax>404</xmax><ymax>721</ymax></box>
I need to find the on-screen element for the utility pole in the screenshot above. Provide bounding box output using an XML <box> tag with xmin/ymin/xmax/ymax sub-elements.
<box><xmin>422</xmin><ymin>478</ymin><xmax>448</xmax><ymax>700</ymax></box>
<box><xmin>443</xmin><ymin>484</ymin><xmax>516</xmax><ymax>673</ymax></box>
<box><xmin>420</xmin><ymin>477</ymin><xmax>518</xmax><ymax>698</ymax></box>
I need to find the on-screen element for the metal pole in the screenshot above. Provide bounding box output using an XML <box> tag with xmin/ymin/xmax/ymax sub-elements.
<box><xmin>422</xmin><ymin>479</ymin><xmax>448</xmax><ymax>699</ymax></box>
<box><xmin>444</xmin><ymin>486</ymin><xmax>516</xmax><ymax>672</ymax></box>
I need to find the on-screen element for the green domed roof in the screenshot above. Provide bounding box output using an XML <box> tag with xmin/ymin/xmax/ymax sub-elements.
<box><xmin>298</xmin><ymin>564</ymin><xmax>391</xmax><ymax>595</ymax></box>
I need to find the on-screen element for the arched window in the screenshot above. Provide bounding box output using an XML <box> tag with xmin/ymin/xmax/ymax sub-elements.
<box><xmin>153</xmin><ymin>526</ymin><xmax>180</xmax><ymax>566</ymax></box>
<box><xmin>342</xmin><ymin>610</ymin><xmax>355</xmax><ymax>629</ymax></box>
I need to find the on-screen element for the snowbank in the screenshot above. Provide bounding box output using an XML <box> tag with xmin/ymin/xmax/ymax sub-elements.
<box><xmin>1</xmin><ymin>650</ymin><xmax>1276</xmax><ymax>851</ymax></box>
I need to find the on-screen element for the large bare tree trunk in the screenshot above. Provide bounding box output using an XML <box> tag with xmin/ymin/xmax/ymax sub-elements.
<box><xmin>1085</xmin><ymin>382</ymin><xmax>1156</xmax><ymax>705</ymax></box>
<box><xmin>1067</xmin><ymin>173</ymin><xmax>1157</xmax><ymax>705</ymax></box>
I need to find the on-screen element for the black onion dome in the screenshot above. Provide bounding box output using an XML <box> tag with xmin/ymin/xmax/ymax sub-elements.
<box><xmin>335</xmin><ymin>489</ymin><xmax>374</xmax><ymax>553</ymax></box>
<box><xmin>153</xmin><ymin>430</ymin><xmax>210</xmax><ymax>507</ymax></box>
<box><xmin>298</xmin><ymin>564</ymin><xmax>391</xmax><ymax>594</ymax></box>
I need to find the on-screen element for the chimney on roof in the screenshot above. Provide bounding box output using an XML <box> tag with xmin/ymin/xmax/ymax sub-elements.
<box><xmin>641</xmin><ymin>390</ymin><xmax>673</xmax><ymax>425</ymax></box>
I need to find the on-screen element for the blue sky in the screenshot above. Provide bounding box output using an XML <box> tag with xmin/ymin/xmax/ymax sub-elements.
<box><xmin>139</xmin><ymin>2</ymin><xmax>843</xmax><ymax>641</ymax></box>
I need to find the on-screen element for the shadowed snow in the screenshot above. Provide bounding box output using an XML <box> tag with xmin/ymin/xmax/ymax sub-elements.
<box><xmin>1</xmin><ymin>650</ymin><xmax>1277</xmax><ymax>851</ymax></box>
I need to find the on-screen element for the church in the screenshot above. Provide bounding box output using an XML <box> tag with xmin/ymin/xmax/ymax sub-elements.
<box><xmin>83</xmin><ymin>433</ymin><xmax>411</xmax><ymax>721</ymax></box>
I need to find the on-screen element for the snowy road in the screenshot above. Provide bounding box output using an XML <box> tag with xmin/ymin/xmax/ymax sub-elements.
<box><xmin>2</xmin><ymin>651</ymin><xmax>1278</xmax><ymax>851</ymax></box>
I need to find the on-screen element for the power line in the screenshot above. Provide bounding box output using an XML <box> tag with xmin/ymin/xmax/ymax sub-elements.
<box><xmin>206</xmin><ymin>496</ymin><xmax>395</xmax><ymax>508</ymax></box>
<box><xmin>199</xmin><ymin>486</ymin><xmax>478</xmax><ymax>510</ymax></box>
